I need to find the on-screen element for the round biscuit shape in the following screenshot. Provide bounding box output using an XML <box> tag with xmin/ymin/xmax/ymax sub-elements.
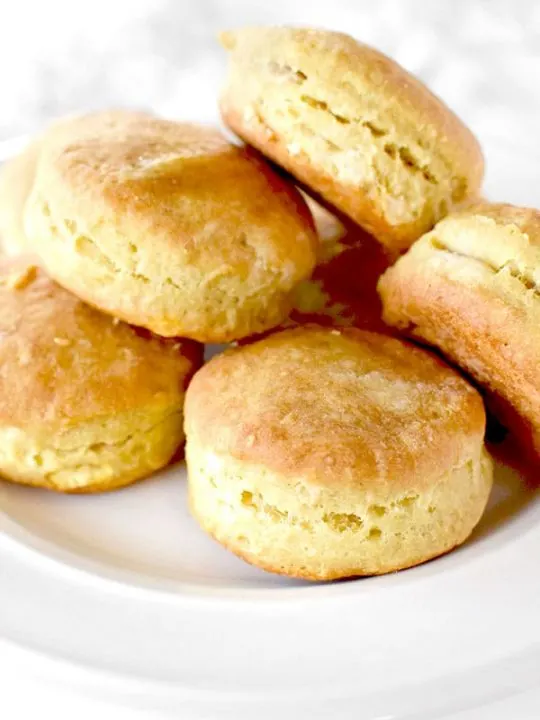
<box><xmin>219</xmin><ymin>26</ymin><xmax>484</xmax><ymax>255</ymax></box>
<box><xmin>379</xmin><ymin>201</ymin><xmax>540</xmax><ymax>464</ymax></box>
<box><xmin>185</xmin><ymin>326</ymin><xmax>492</xmax><ymax>580</ymax></box>
<box><xmin>0</xmin><ymin>256</ymin><xmax>202</xmax><ymax>493</ymax></box>
<box><xmin>24</xmin><ymin>112</ymin><xmax>318</xmax><ymax>342</ymax></box>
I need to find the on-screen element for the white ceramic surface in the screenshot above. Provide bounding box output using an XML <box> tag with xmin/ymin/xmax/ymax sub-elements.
<box><xmin>0</xmin><ymin>135</ymin><xmax>539</xmax><ymax>719</ymax></box>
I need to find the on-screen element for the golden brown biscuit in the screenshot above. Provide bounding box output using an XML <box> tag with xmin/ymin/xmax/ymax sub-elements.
<box><xmin>0</xmin><ymin>112</ymin><xmax>151</xmax><ymax>257</ymax></box>
<box><xmin>185</xmin><ymin>326</ymin><xmax>492</xmax><ymax>580</ymax></box>
<box><xmin>379</xmin><ymin>201</ymin><xmax>540</xmax><ymax>464</ymax></box>
<box><xmin>0</xmin><ymin>256</ymin><xmax>202</xmax><ymax>493</ymax></box>
<box><xmin>0</xmin><ymin>140</ymin><xmax>40</xmax><ymax>255</ymax></box>
<box><xmin>220</xmin><ymin>27</ymin><xmax>484</xmax><ymax>254</ymax></box>
<box><xmin>24</xmin><ymin>111</ymin><xmax>318</xmax><ymax>342</ymax></box>
<box><xmin>289</xmin><ymin>200</ymin><xmax>392</xmax><ymax>331</ymax></box>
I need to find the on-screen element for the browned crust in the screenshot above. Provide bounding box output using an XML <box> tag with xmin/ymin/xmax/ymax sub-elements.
<box><xmin>185</xmin><ymin>325</ymin><xmax>485</xmax><ymax>490</ymax></box>
<box><xmin>24</xmin><ymin>112</ymin><xmax>318</xmax><ymax>341</ymax></box>
<box><xmin>381</xmin><ymin>269</ymin><xmax>540</xmax><ymax>458</ymax></box>
<box><xmin>0</xmin><ymin>256</ymin><xmax>202</xmax><ymax>429</ymax></box>
<box><xmin>451</xmin><ymin>201</ymin><xmax>540</xmax><ymax>241</ymax></box>
<box><xmin>0</xmin><ymin>111</ymin><xmax>152</xmax><ymax>256</ymax></box>
<box><xmin>219</xmin><ymin>26</ymin><xmax>484</xmax><ymax>253</ymax></box>
<box><xmin>221</xmin><ymin>101</ymin><xmax>418</xmax><ymax>250</ymax></box>
<box><xmin>379</xmin><ymin>203</ymin><xmax>540</xmax><ymax>461</ymax></box>
<box><xmin>34</xmin><ymin>116</ymin><xmax>316</xmax><ymax>263</ymax></box>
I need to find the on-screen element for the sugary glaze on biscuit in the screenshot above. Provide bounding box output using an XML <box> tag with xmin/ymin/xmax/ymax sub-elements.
<box><xmin>220</xmin><ymin>27</ymin><xmax>484</xmax><ymax>253</ymax></box>
<box><xmin>379</xmin><ymin>202</ymin><xmax>540</xmax><ymax>460</ymax></box>
<box><xmin>24</xmin><ymin>112</ymin><xmax>318</xmax><ymax>341</ymax></box>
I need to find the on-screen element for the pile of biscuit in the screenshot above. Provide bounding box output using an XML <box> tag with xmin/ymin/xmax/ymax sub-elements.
<box><xmin>0</xmin><ymin>27</ymin><xmax>537</xmax><ymax>581</ymax></box>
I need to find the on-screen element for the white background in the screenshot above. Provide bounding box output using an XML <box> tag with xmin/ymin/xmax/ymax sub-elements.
<box><xmin>1</xmin><ymin>0</ymin><xmax>539</xmax><ymax>147</ymax></box>
<box><xmin>1</xmin><ymin>1</ymin><xmax>539</xmax><ymax>718</ymax></box>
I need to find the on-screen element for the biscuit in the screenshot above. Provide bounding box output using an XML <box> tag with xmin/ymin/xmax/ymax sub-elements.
<box><xmin>0</xmin><ymin>140</ymin><xmax>39</xmax><ymax>255</ymax></box>
<box><xmin>220</xmin><ymin>27</ymin><xmax>484</xmax><ymax>254</ymax></box>
<box><xmin>0</xmin><ymin>256</ymin><xmax>202</xmax><ymax>493</ymax></box>
<box><xmin>24</xmin><ymin>111</ymin><xmax>318</xmax><ymax>342</ymax></box>
<box><xmin>0</xmin><ymin>112</ymin><xmax>149</xmax><ymax>257</ymax></box>
<box><xmin>379</xmin><ymin>201</ymin><xmax>540</xmax><ymax>464</ymax></box>
<box><xmin>185</xmin><ymin>326</ymin><xmax>492</xmax><ymax>580</ymax></box>
<box><xmin>289</xmin><ymin>199</ymin><xmax>391</xmax><ymax>331</ymax></box>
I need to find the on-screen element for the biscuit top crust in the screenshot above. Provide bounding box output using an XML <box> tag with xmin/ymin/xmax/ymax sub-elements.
<box><xmin>389</xmin><ymin>202</ymin><xmax>540</xmax><ymax>290</ymax></box>
<box><xmin>220</xmin><ymin>27</ymin><xmax>484</xmax><ymax>250</ymax></box>
<box><xmin>185</xmin><ymin>326</ymin><xmax>485</xmax><ymax>490</ymax></box>
<box><xmin>27</xmin><ymin>111</ymin><xmax>317</xmax><ymax>283</ymax></box>
<box><xmin>434</xmin><ymin>201</ymin><xmax>540</xmax><ymax>252</ymax></box>
<box><xmin>220</xmin><ymin>26</ymin><xmax>482</xmax><ymax>168</ymax></box>
<box><xmin>0</xmin><ymin>256</ymin><xmax>201</xmax><ymax>429</ymax></box>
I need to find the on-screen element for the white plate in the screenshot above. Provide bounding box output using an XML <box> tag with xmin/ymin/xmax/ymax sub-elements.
<box><xmin>0</xmin><ymin>134</ymin><xmax>539</xmax><ymax>720</ymax></box>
